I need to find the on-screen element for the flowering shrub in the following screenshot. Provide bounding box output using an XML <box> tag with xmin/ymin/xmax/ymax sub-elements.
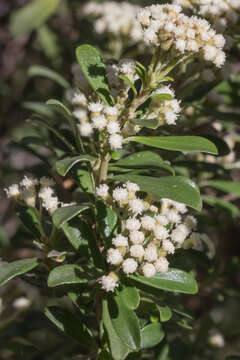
<box><xmin>1</xmin><ymin>1</ymin><xmax>240</xmax><ymax>360</ymax></box>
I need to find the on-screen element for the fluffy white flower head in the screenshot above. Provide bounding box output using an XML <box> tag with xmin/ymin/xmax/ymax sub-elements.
<box><xmin>95</xmin><ymin>184</ymin><xmax>109</xmax><ymax>199</ymax></box>
<box><xmin>107</xmin><ymin>248</ymin><xmax>123</xmax><ymax>265</ymax></box>
<box><xmin>112</xmin><ymin>187</ymin><xmax>128</xmax><ymax>202</ymax></box>
<box><xmin>154</xmin><ymin>257</ymin><xmax>169</xmax><ymax>272</ymax></box>
<box><xmin>129</xmin><ymin>230</ymin><xmax>145</xmax><ymax>244</ymax></box>
<box><xmin>144</xmin><ymin>247</ymin><xmax>158</xmax><ymax>262</ymax></box>
<box><xmin>126</xmin><ymin>217</ymin><xmax>141</xmax><ymax>231</ymax></box>
<box><xmin>99</xmin><ymin>275</ymin><xmax>118</xmax><ymax>292</ymax></box>
<box><xmin>130</xmin><ymin>244</ymin><xmax>145</xmax><ymax>258</ymax></box>
<box><xmin>128</xmin><ymin>198</ymin><xmax>145</xmax><ymax>215</ymax></box>
<box><xmin>5</xmin><ymin>184</ymin><xmax>20</xmax><ymax>198</ymax></box>
<box><xmin>142</xmin><ymin>263</ymin><xmax>156</xmax><ymax>277</ymax></box>
<box><xmin>112</xmin><ymin>234</ymin><xmax>128</xmax><ymax>247</ymax></box>
<box><xmin>122</xmin><ymin>258</ymin><xmax>138</xmax><ymax>274</ymax></box>
<box><xmin>109</xmin><ymin>134</ymin><xmax>123</xmax><ymax>149</ymax></box>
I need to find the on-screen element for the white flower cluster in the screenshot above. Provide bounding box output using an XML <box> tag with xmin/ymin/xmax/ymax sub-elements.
<box><xmin>148</xmin><ymin>85</ymin><xmax>181</xmax><ymax>125</ymax></box>
<box><xmin>96</xmin><ymin>182</ymin><xmax>202</xmax><ymax>292</ymax></box>
<box><xmin>80</xmin><ymin>1</ymin><xmax>142</xmax><ymax>43</ymax></box>
<box><xmin>174</xmin><ymin>0</ymin><xmax>239</xmax><ymax>35</ymax></box>
<box><xmin>137</xmin><ymin>4</ymin><xmax>226</xmax><ymax>67</ymax></box>
<box><xmin>72</xmin><ymin>94</ymin><xmax>123</xmax><ymax>150</ymax></box>
<box><xmin>5</xmin><ymin>176</ymin><xmax>61</xmax><ymax>214</ymax></box>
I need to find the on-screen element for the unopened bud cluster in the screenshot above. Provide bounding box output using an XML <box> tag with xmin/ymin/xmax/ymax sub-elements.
<box><xmin>96</xmin><ymin>182</ymin><xmax>202</xmax><ymax>292</ymax></box>
<box><xmin>5</xmin><ymin>176</ymin><xmax>73</xmax><ymax>214</ymax></box>
<box><xmin>137</xmin><ymin>4</ymin><xmax>226</xmax><ymax>67</ymax></box>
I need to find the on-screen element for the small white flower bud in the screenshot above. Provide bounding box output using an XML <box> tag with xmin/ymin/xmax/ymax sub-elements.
<box><xmin>130</xmin><ymin>244</ymin><xmax>145</xmax><ymax>259</ymax></box>
<box><xmin>112</xmin><ymin>235</ymin><xmax>128</xmax><ymax>247</ymax></box>
<box><xmin>154</xmin><ymin>257</ymin><xmax>169</xmax><ymax>272</ymax></box>
<box><xmin>129</xmin><ymin>230</ymin><xmax>145</xmax><ymax>244</ymax></box>
<box><xmin>144</xmin><ymin>247</ymin><xmax>158</xmax><ymax>262</ymax></box>
<box><xmin>107</xmin><ymin>248</ymin><xmax>123</xmax><ymax>265</ymax></box>
<box><xmin>126</xmin><ymin>217</ymin><xmax>141</xmax><ymax>231</ymax></box>
<box><xmin>141</xmin><ymin>215</ymin><xmax>155</xmax><ymax>231</ymax></box>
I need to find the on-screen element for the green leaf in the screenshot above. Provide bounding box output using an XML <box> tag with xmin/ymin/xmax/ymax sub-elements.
<box><xmin>23</xmin><ymin>101</ymin><xmax>55</xmax><ymax>118</ymax></box>
<box><xmin>141</xmin><ymin>323</ymin><xmax>165</xmax><ymax>349</ymax></box>
<box><xmin>120</xmin><ymin>286</ymin><xmax>140</xmax><ymax>310</ymax></box>
<box><xmin>157</xmin><ymin>305</ymin><xmax>172</xmax><ymax>322</ymax></box>
<box><xmin>56</xmin><ymin>155</ymin><xmax>95</xmax><ymax>176</ymax></box>
<box><xmin>114</xmin><ymin>151</ymin><xmax>174</xmax><ymax>175</ymax></box>
<box><xmin>28</xmin><ymin>65</ymin><xmax>69</xmax><ymax>88</ymax></box>
<box><xmin>76</xmin><ymin>45</ymin><xmax>112</xmax><ymax>105</ymax></box>
<box><xmin>62</xmin><ymin>218</ymin><xmax>89</xmax><ymax>251</ymax></box>
<box><xmin>157</xmin><ymin>343</ymin><xmax>170</xmax><ymax>360</ymax></box>
<box><xmin>203</xmin><ymin>135</ymin><xmax>230</xmax><ymax>156</ymax></box>
<box><xmin>203</xmin><ymin>180</ymin><xmax>240</xmax><ymax>197</ymax></box>
<box><xmin>15</xmin><ymin>204</ymin><xmax>40</xmax><ymax>237</ymax></box>
<box><xmin>10</xmin><ymin>0</ymin><xmax>60</xmax><ymax>37</ymax></box>
<box><xmin>102</xmin><ymin>299</ymin><xmax>130</xmax><ymax>360</ymax></box>
<box><xmin>52</xmin><ymin>205</ymin><xmax>89</xmax><ymax>228</ymax></box>
<box><xmin>150</xmin><ymin>93</ymin><xmax>173</xmax><ymax>101</ymax></box>
<box><xmin>108</xmin><ymin>293</ymin><xmax>141</xmax><ymax>351</ymax></box>
<box><xmin>130</xmin><ymin>269</ymin><xmax>198</xmax><ymax>294</ymax></box>
<box><xmin>46</xmin><ymin>99</ymin><xmax>72</xmax><ymax>116</ymax></box>
<box><xmin>96</xmin><ymin>200</ymin><xmax>118</xmax><ymax>247</ymax></box>
<box><xmin>126</xmin><ymin>136</ymin><xmax>218</xmax><ymax>155</ymax></box>
<box><xmin>48</xmin><ymin>264</ymin><xmax>99</xmax><ymax>287</ymax></box>
<box><xmin>202</xmin><ymin>196</ymin><xmax>240</xmax><ymax>218</ymax></box>
<box><xmin>0</xmin><ymin>258</ymin><xmax>38</xmax><ymax>287</ymax></box>
<box><xmin>131</xmin><ymin>118</ymin><xmax>160</xmax><ymax>129</ymax></box>
<box><xmin>45</xmin><ymin>306</ymin><xmax>96</xmax><ymax>349</ymax></box>
<box><xmin>113</xmin><ymin>174</ymin><xmax>202</xmax><ymax>211</ymax></box>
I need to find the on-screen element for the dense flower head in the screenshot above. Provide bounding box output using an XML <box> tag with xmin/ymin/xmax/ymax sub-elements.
<box><xmin>136</xmin><ymin>4</ymin><xmax>226</xmax><ymax>67</ymax></box>
<box><xmin>5</xmin><ymin>177</ymin><xmax>72</xmax><ymax>214</ymax></box>
<box><xmin>148</xmin><ymin>85</ymin><xmax>182</xmax><ymax>125</ymax></box>
<box><xmin>80</xmin><ymin>1</ymin><xmax>142</xmax><ymax>43</ymax></box>
<box><xmin>173</xmin><ymin>0</ymin><xmax>240</xmax><ymax>35</ymax></box>
<box><xmin>97</xmin><ymin>182</ymin><xmax>204</xmax><ymax>291</ymax></box>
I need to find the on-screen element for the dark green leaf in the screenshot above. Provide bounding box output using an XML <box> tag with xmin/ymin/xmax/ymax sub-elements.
<box><xmin>108</xmin><ymin>293</ymin><xmax>141</xmax><ymax>350</ymax></box>
<box><xmin>96</xmin><ymin>200</ymin><xmax>118</xmax><ymax>248</ymax></box>
<box><xmin>48</xmin><ymin>264</ymin><xmax>99</xmax><ymax>287</ymax></box>
<box><xmin>202</xmin><ymin>195</ymin><xmax>240</xmax><ymax>217</ymax></box>
<box><xmin>62</xmin><ymin>218</ymin><xmax>89</xmax><ymax>251</ymax></box>
<box><xmin>0</xmin><ymin>258</ymin><xmax>38</xmax><ymax>287</ymax></box>
<box><xmin>203</xmin><ymin>180</ymin><xmax>240</xmax><ymax>197</ymax></box>
<box><xmin>45</xmin><ymin>306</ymin><xmax>96</xmax><ymax>349</ymax></box>
<box><xmin>10</xmin><ymin>0</ymin><xmax>60</xmax><ymax>37</ymax></box>
<box><xmin>52</xmin><ymin>205</ymin><xmax>89</xmax><ymax>228</ymax></box>
<box><xmin>76</xmin><ymin>45</ymin><xmax>112</xmax><ymax>105</ymax></box>
<box><xmin>113</xmin><ymin>174</ymin><xmax>202</xmax><ymax>211</ymax></box>
<box><xmin>28</xmin><ymin>65</ymin><xmax>69</xmax><ymax>88</ymax></box>
<box><xmin>102</xmin><ymin>299</ymin><xmax>130</xmax><ymax>360</ymax></box>
<box><xmin>203</xmin><ymin>135</ymin><xmax>230</xmax><ymax>156</ymax></box>
<box><xmin>130</xmin><ymin>269</ymin><xmax>198</xmax><ymax>294</ymax></box>
<box><xmin>120</xmin><ymin>286</ymin><xmax>140</xmax><ymax>310</ymax></box>
<box><xmin>15</xmin><ymin>204</ymin><xmax>40</xmax><ymax>237</ymax></box>
<box><xmin>126</xmin><ymin>136</ymin><xmax>218</xmax><ymax>155</ymax></box>
<box><xmin>56</xmin><ymin>155</ymin><xmax>95</xmax><ymax>176</ymax></box>
<box><xmin>141</xmin><ymin>323</ymin><xmax>165</xmax><ymax>349</ymax></box>
<box><xmin>23</xmin><ymin>101</ymin><xmax>55</xmax><ymax>118</ymax></box>
<box><xmin>114</xmin><ymin>151</ymin><xmax>174</xmax><ymax>175</ymax></box>
<box><xmin>0</xmin><ymin>226</ymin><xmax>9</xmax><ymax>247</ymax></box>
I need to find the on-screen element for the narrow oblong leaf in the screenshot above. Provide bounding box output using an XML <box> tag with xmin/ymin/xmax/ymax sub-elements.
<box><xmin>47</xmin><ymin>99</ymin><xmax>72</xmax><ymax>116</ymax></box>
<box><xmin>96</xmin><ymin>200</ymin><xmax>118</xmax><ymax>247</ymax></box>
<box><xmin>10</xmin><ymin>0</ymin><xmax>60</xmax><ymax>37</ymax></box>
<box><xmin>0</xmin><ymin>258</ymin><xmax>38</xmax><ymax>287</ymax></box>
<box><xmin>45</xmin><ymin>306</ymin><xmax>96</xmax><ymax>349</ymax></box>
<box><xmin>28</xmin><ymin>65</ymin><xmax>69</xmax><ymax>88</ymax></box>
<box><xmin>130</xmin><ymin>269</ymin><xmax>198</xmax><ymax>294</ymax></box>
<box><xmin>56</xmin><ymin>155</ymin><xmax>95</xmax><ymax>176</ymax></box>
<box><xmin>202</xmin><ymin>195</ymin><xmax>240</xmax><ymax>218</ymax></box>
<box><xmin>102</xmin><ymin>299</ymin><xmax>130</xmax><ymax>360</ymax></box>
<box><xmin>126</xmin><ymin>136</ymin><xmax>218</xmax><ymax>155</ymax></box>
<box><xmin>48</xmin><ymin>264</ymin><xmax>99</xmax><ymax>287</ymax></box>
<box><xmin>150</xmin><ymin>93</ymin><xmax>173</xmax><ymax>101</ymax></box>
<box><xmin>52</xmin><ymin>205</ymin><xmax>89</xmax><ymax>228</ymax></box>
<box><xmin>141</xmin><ymin>323</ymin><xmax>165</xmax><ymax>349</ymax></box>
<box><xmin>108</xmin><ymin>293</ymin><xmax>141</xmax><ymax>351</ymax></box>
<box><xmin>76</xmin><ymin>45</ymin><xmax>112</xmax><ymax>105</ymax></box>
<box><xmin>113</xmin><ymin>174</ymin><xmax>202</xmax><ymax>211</ymax></box>
<box><xmin>203</xmin><ymin>180</ymin><xmax>240</xmax><ymax>197</ymax></box>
